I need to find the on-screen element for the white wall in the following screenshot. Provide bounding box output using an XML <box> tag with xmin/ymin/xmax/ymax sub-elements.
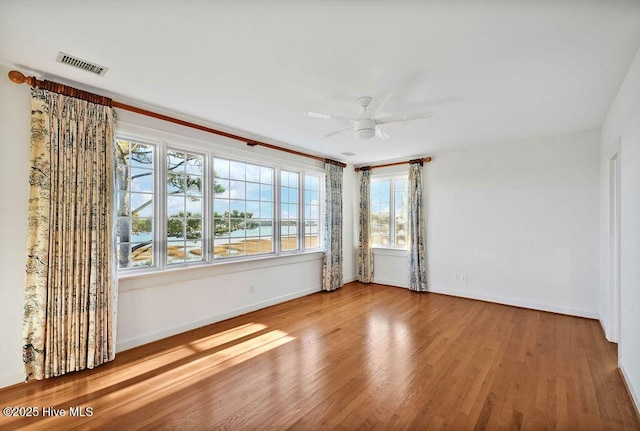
<box><xmin>0</xmin><ymin>64</ymin><xmax>31</xmax><ymax>387</ymax></box>
<box><xmin>371</xmin><ymin>130</ymin><xmax>601</xmax><ymax>319</ymax></box>
<box><xmin>0</xmin><ymin>63</ymin><xmax>356</xmax><ymax>388</ymax></box>
<box><xmin>600</xmin><ymin>45</ymin><xmax>640</xmax><ymax>412</ymax></box>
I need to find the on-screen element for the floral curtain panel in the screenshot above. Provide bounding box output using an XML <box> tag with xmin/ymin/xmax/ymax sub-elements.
<box><xmin>408</xmin><ymin>161</ymin><xmax>427</xmax><ymax>292</ymax></box>
<box><xmin>322</xmin><ymin>162</ymin><xmax>344</xmax><ymax>291</ymax></box>
<box><xmin>23</xmin><ymin>89</ymin><xmax>117</xmax><ymax>380</ymax></box>
<box><xmin>357</xmin><ymin>169</ymin><xmax>374</xmax><ymax>283</ymax></box>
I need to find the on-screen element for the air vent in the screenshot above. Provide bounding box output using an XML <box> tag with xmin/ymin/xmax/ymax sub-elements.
<box><xmin>341</xmin><ymin>152</ymin><xmax>356</xmax><ymax>156</ymax></box>
<box><xmin>56</xmin><ymin>52</ymin><xmax>108</xmax><ymax>76</ymax></box>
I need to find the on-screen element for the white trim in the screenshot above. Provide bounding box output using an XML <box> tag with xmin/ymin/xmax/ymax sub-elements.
<box><xmin>0</xmin><ymin>373</ymin><xmax>24</xmax><ymax>389</ymax></box>
<box><xmin>619</xmin><ymin>359</ymin><xmax>640</xmax><ymax>417</ymax></box>
<box><xmin>119</xmin><ymin>251</ymin><xmax>323</xmax><ymax>291</ymax></box>
<box><xmin>116</xmin><ymin>285</ymin><xmax>320</xmax><ymax>353</ymax></box>
<box><xmin>606</xmin><ymin>137</ymin><xmax>621</xmax><ymax>343</ymax></box>
<box><xmin>374</xmin><ymin>278</ymin><xmax>409</xmax><ymax>288</ymax></box>
<box><xmin>427</xmin><ymin>286</ymin><xmax>598</xmax><ymax>319</ymax></box>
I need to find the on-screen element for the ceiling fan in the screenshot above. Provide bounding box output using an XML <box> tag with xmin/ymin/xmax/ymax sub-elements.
<box><xmin>305</xmin><ymin>91</ymin><xmax>433</xmax><ymax>140</ymax></box>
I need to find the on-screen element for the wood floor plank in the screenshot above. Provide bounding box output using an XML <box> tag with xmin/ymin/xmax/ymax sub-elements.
<box><xmin>0</xmin><ymin>282</ymin><xmax>638</xmax><ymax>430</ymax></box>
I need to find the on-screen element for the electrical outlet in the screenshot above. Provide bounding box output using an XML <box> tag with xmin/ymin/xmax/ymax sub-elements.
<box><xmin>249</xmin><ymin>285</ymin><xmax>255</xmax><ymax>294</ymax></box>
<box><xmin>452</xmin><ymin>273</ymin><xmax>457</xmax><ymax>281</ymax></box>
<box><xmin>460</xmin><ymin>274</ymin><xmax>467</xmax><ymax>282</ymax></box>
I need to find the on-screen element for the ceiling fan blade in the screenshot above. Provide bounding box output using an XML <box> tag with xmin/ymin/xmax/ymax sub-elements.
<box><xmin>375</xmin><ymin>112</ymin><xmax>434</xmax><ymax>125</ymax></box>
<box><xmin>375</xmin><ymin>127</ymin><xmax>390</xmax><ymax>139</ymax></box>
<box><xmin>362</xmin><ymin>90</ymin><xmax>391</xmax><ymax>119</ymax></box>
<box><xmin>305</xmin><ymin>111</ymin><xmax>355</xmax><ymax>123</ymax></box>
<box><xmin>323</xmin><ymin>126</ymin><xmax>353</xmax><ymax>138</ymax></box>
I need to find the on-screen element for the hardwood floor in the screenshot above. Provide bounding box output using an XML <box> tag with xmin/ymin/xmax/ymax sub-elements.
<box><xmin>1</xmin><ymin>282</ymin><xmax>638</xmax><ymax>430</ymax></box>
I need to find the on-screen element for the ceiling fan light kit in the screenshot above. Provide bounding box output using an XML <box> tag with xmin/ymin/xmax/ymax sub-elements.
<box><xmin>355</xmin><ymin>118</ymin><xmax>376</xmax><ymax>139</ymax></box>
<box><xmin>306</xmin><ymin>91</ymin><xmax>433</xmax><ymax>140</ymax></box>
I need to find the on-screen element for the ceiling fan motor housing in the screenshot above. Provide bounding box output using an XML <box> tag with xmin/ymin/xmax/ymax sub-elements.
<box><xmin>355</xmin><ymin>118</ymin><xmax>375</xmax><ymax>139</ymax></box>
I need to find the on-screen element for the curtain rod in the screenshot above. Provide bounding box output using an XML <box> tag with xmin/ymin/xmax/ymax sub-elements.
<box><xmin>7</xmin><ymin>70</ymin><xmax>347</xmax><ymax>168</ymax></box>
<box><xmin>355</xmin><ymin>156</ymin><xmax>432</xmax><ymax>172</ymax></box>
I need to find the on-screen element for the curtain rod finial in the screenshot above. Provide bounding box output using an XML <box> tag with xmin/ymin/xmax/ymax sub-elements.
<box><xmin>8</xmin><ymin>70</ymin><xmax>26</xmax><ymax>84</ymax></box>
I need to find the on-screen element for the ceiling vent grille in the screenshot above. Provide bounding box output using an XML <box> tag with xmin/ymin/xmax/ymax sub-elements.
<box><xmin>56</xmin><ymin>52</ymin><xmax>108</xmax><ymax>76</ymax></box>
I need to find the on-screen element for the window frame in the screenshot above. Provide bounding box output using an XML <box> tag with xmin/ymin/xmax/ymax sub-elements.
<box><xmin>370</xmin><ymin>173</ymin><xmax>409</xmax><ymax>250</ymax></box>
<box><xmin>115</xmin><ymin>129</ymin><xmax>324</xmax><ymax>275</ymax></box>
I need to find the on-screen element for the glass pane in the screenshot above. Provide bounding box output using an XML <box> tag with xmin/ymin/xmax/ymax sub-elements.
<box><xmin>288</xmin><ymin>204</ymin><xmax>298</xmax><ymax>219</ymax></box>
<box><xmin>214</xmin><ymin>179</ymin><xmax>229</xmax><ymax>197</ymax></box>
<box><xmin>214</xmin><ymin>199</ymin><xmax>229</xmax><ymax>215</ymax></box>
<box><xmin>116</xmin><ymin>243</ymin><xmax>130</xmax><ymax>269</ymax></box>
<box><xmin>229</xmin><ymin>161</ymin><xmax>245</xmax><ymax>180</ymax></box>
<box><xmin>186</xmin><ymin>241</ymin><xmax>203</xmax><ymax>262</ymax></box>
<box><xmin>186</xmin><ymin>176</ymin><xmax>203</xmax><ymax>196</ymax></box>
<box><xmin>230</xmin><ymin>200</ymin><xmax>245</xmax><ymax>214</ymax></box>
<box><xmin>246</xmin><ymin>201</ymin><xmax>260</xmax><ymax>216</ymax></box>
<box><xmin>229</xmin><ymin>180</ymin><xmax>245</xmax><ymax>199</ymax></box>
<box><xmin>214</xmin><ymin>158</ymin><xmax>230</xmax><ymax>179</ymax></box>
<box><xmin>131</xmin><ymin>193</ymin><xmax>153</xmax><ymax>217</ymax></box>
<box><xmin>117</xmin><ymin>191</ymin><xmax>131</xmax><ymax>216</ymax></box>
<box><xmin>131</xmin><ymin>168</ymin><xmax>153</xmax><ymax>193</ymax></box>
<box><xmin>167</xmin><ymin>196</ymin><xmax>184</xmax><ymax>217</ymax></box>
<box><xmin>185</xmin><ymin>155</ymin><xmax>203</xmax><ymax>175</ymax></box>
<box><xmin>186</xmin><ymin>218</ymin><xmax>202</xmax><ymax>240</ymax></box>
<box><xmin>131</xmin><ymin>242</ymin><xmax>153</xmax><ymax>267</ymax></box>
<box><xmin>289</xmin><ymin>188</ymin><xmax>298</xmax><ymax>203</ymax></box>
<box><xmin>131</xmin><ymin>217</ymin><xmax>152</xmax><ymax>242</ymax></box>
<box><xmin>167</xmin><ymin>173</ymin><xmax>185</xmax><ymax>194</ymax></box>
<box><xmin>116</xmin><ymin>218</ymin><xmax>131</xmax><ymax>243</ymax></box>
<box><xmin>129</xmin><ymin>144</ymin><xmax>154</xmax><ymax>167</ymax></box>
<box><xmin>260</xmin><ymin>202</ymin><xmax>273</xmax><ymax>219</ymax></box>
<box><xmin>167</xmin><ymin>242</ymin><xmax>186</xmax><ymax>264</ymax></box>
<box><xmin>246</xmin><ymin>164</ymin><xmax>260</xmax><ymax>182</ymax></box>
<box><xmin>261</xmin><ymin>167</ymin><xmax>273</xmax><ymax>184</ymax></box>
<box><xmin>214</xmin><ymin>217</ymin><xmax>229</xmax><ymax>236</ymax></box>
<box><xmin>260</xmin><ymin>184</ymin><xmax>273</xmax><ymax>201</ymax></box>
<box><xmin>246</xmin><ymin>182</ymin><xmax>260</xmax><ymax>200</ymax></box>
<box><xmin>185</xmin><ymin>197</ymin><xmax>202</xmax><ymax>216</ymax></box>
<box><xmin>167</xmin><ymin>151</ymin><xmax>185</xmax><ymax>172</ymax></box>
<box><xmin>167</xmin><ymin>219</ymin><xmax>185</xmax><ymax>239</ymax></box>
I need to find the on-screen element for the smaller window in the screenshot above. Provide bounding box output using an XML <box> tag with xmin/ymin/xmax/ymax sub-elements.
<box><xmin>167</xmin><ymin>149</ymin><xmax>205</xmax><ymax>265</ymax></box>
<box><xmin>115</xmin><ymin>139</ymin><xmax>155</xmax><ymax>269</ymax></box>
<box><xmin>280</xmin><ymin>170</ymin><xmax>300</xmax><ymax>252</ymax></box>
<box><xmin>370</xmin><ymin>176</ymin><xmax>408</xmax><ymax>249</ymax></box>
<box><xmin>304</xmin><ymin>174</ymin><xmax>321</xmax><ymax>249</ymax></box>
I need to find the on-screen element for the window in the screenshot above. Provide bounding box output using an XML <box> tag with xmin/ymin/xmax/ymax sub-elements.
<box><xmin>167</xmin><ymin>150</ymin><xmax>204</xmax><ymax>264</ymax></box>
<box><xmin>281</xmin><ymin>170</ymin><xmax>300</xmax><ymax>252</ymax></box>
<box><xmin>370</xmin><ymin>177</ymin><xmax>408</xmax><ymax>248</ymax></box>
<box><xmin>304</xmin><ymin>174</ymin><xmax>321</xmax><ymax>249</ymax></box>
<box><xmin>213</xmin><ymin>158</ymin><xmax>274</xmax><ymax>259</ymax></box>
<box><xmin>115</xmin><ymin>139</ymin><xmax>155</xmax><ymax>269</ymax></box>
<box><xmin>115</xmin><ymin>134</ymin><xmax>322</xmax><ymax>273</ymax></box>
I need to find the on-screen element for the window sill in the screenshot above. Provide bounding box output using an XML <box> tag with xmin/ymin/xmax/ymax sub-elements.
<box><xmin>372</xmin><ymin>247</ymin><xmax>408</xmax><ymax>257</ymax></box>
<box><xmin>118</xmin><ymin>250</ymin><xmax>324</xmax><ymax>292</ymax></box>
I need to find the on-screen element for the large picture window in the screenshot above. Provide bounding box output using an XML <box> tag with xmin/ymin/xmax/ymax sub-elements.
<box><xmin>370</xmin><ymin>176</ymin><xmax>408</xmax><ymax>248</ymax></box>
<box><xmin>115</xmin><ymin>135</ymin><xmax>322</xmax><ymax>272</ymax></box>
<box><xmin>213</xmin><ymin>158</ymin><xmax>274</xmax><ymax>259</ymax></box>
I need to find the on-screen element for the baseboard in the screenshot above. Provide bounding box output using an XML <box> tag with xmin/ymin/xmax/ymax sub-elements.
<box><xmin>619</xmin><ymin>360</ymin><xmax>640</xmax><ymax>420</ymax></box>
<box><xmin>373</xmin><ymin>278</ymin><xmax>409</xmax><ymax>288</ymax></box>
<box><xmin>116</xmin><ymin>286</ymin><xmax>321</xmax><ymax>352</ymax></box>
<box><xmin>427</xmin><ymin>286</ymin><xmax>598</xmax><ymax>319</ymax></box>
<box><xmin>0</xmin><ymin>373</ymin><xmax>24</xmax><ymax>390</ymax></box>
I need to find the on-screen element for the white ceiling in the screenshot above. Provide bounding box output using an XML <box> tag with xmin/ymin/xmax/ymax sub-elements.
<box><xmin>1</xmin><ymin>1</ymin><xmax>640</xmax><ymax>165</ymax></box>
